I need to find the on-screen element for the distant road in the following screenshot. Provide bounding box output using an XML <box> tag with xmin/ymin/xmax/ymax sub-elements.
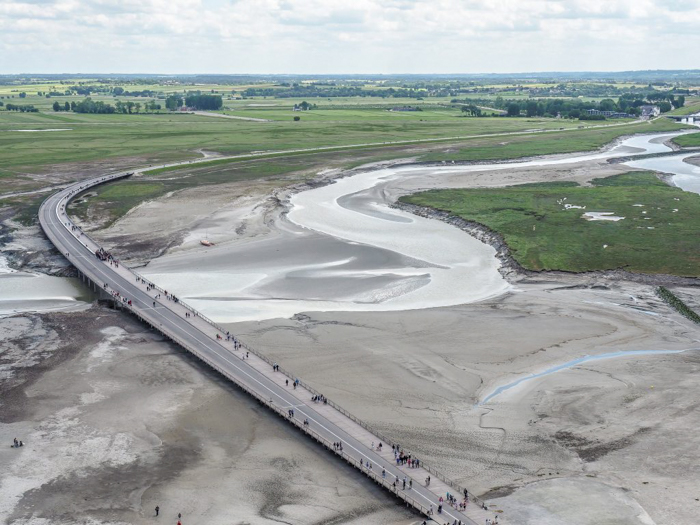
<box><xmin>40</xmin><ymin>172</ymin><xmax>505</xmax><ymax>525</ymax></box>
<box><xmin>187</xmin><ymin>110</ymin><xmax>270</xmax><ymax>122</ymax></box>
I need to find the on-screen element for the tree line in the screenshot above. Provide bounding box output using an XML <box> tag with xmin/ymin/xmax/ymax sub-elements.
<box><xmin>4</xmin><ymin>104</ymin><xmax>38</xmax><ymax>112</ymax></box>
<box><xmin>453</xmin><ymin>93</ymin><xmax>684</xmax><ymax>118</ymax></box>
<box><xmin>51</xmin><ymin>98</ymin><xmax>162</xmax><ymax>114</ymax></box>
<box><xmin>242</xmin><ymin>86</ymin><xmax>424</xmax><ymax>99</ymax></box>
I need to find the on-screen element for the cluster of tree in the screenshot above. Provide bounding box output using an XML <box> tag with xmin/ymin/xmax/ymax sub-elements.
<box><xmin>618</xmin><ymin>92</ymin><xmax>683</xmax><ymax>111</ymax></box>
<box><xmin>53</xmin><ymin>101</ymin><xmax>71</xmax><ymax>111</ymax></box>
<box><xmin>5</xmin><ymin>104</ymin><xmax>38</xmax><ymax>112</ymax></box>
<box><xmin>72</xmin><ymin>98</ymin><xmax>116</xmax><ymax>113</ymax></box>
<box><xmin>243</xmin><ymin>86</ymin><xmax>424</xmax><ymax>99</ymax></box>
<box><xmin>165</xmin><ymin>95</ymin><xmax>183</xmax><ymax>111</ymax></box>
<box><xmin>68</xmin><ymin>85</ymin><xmax>111</xmax><ymax>96</ymax></box>
<box><xmin>115</xmin><ymin>100</ymin><xmax>161</xmax><ymax>113</ymax></box>
<box><xmin>460</xmin><ymin>104</ymin><xmax>482</xmax><ymax>116</ymax></box>
<box><xmin>185</xmin><ymin>94</ymin><xmax>222</xmax><ymax>110</ymax></box>
<box><xmin>502</xmin><ymin>98</ymin><xmax>613</xmax><ymax>118</ymax></box>
<box><xmin>294</xmin><ymin>101</ymin><xmax>317</xmax><ymax>111</ymax></box>
<box><xmin>452</xmin><ymin>89</ymin><xmax>685</xmax><ymax>119</ymax></box>
<box><xmin>459</xmin><ymin>94</ymin><xmax>683</xmax><ymax>119</ymax></box>
<box><xmin>165</xmin><ymin>94</ymin><xmax>222</xmax><ymax>111</ymax></box>
<box><xmin>112</xmin><ymin>87</ymin><xmax>157</xmax><ymax>97</ymax></box>
<box><xmin>59</xmin><ymin>98</ymin><xmax>163</xmax><ymax>114</ymax></box>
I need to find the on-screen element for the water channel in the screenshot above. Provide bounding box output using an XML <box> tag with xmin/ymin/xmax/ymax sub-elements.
<box><xmin>2</xmin><ymin>128</ymin><xmax>699</xmax><ymax>320</ymax></box>
<box><xmin>143</xmin><ymin>129</ymin><xmax>700</xmax><ymax>323</ymax></box>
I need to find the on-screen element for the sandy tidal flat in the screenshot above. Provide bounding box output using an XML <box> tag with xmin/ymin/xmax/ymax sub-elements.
<box><xmin>38</xmin><ymin>129</ymin><xmax>700</xmax><ymax>524</ymax></box>
<box><xmin>0</xmin><ymin>309</ymin><xmax>414</xmax><ymax>525</ymax></box>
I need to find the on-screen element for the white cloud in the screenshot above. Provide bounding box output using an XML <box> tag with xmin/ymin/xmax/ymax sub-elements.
<box><xmin>0</xmin><ymin>0</ymin><xmax>698</xmax><ymax>73</ymax></box>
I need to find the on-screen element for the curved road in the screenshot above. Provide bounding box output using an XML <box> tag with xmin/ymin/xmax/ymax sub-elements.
<box><xmin>40</xmin><ymin>172</ymin><xmax>501</xmax><ymax>525</ymax></box>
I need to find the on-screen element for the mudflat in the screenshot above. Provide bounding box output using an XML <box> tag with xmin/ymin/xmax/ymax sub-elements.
<box><xmin>4</xmin><ymin>131</ymin><xmax>699</xmax><ymax>524</ymax></box>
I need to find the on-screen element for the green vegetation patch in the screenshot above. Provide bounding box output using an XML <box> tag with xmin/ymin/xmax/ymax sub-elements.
<box><xmin>419</xmin><ymin>119</ymin><xmax>686</xmax><ymax>162</ymax></box>
<box><xmin>69</xmin><ymin>181</ymin><xmax>165</xmax><ymax>224</ymax></box>
<box><xmin>401</xmin><ymin>172</ymin><xmax>700</xmax><ymax>276</ymax></box>
<box><xmin>673</xmin><ymin>132</ymin><xmax>700</xmax><ymax>148</ymax></box>
<box><xmin>656</xmin><ymin>286</ymin><xmax>700</xmax><ymax>323</ymax></box>
<box><xmin>69</xmin><ymin>155</ymin><xmax>328</xmax><ymax>226</ymax></box>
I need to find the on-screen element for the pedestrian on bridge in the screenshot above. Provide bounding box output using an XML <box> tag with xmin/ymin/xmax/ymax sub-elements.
<box><xmin>155</xmin><ymin>505</ymin><xmax>159</xmax><ymax>517</ymax></box>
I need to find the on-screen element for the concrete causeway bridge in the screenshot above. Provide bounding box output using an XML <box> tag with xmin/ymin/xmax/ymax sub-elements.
<box><xmin>39</xmin><ymin>169</ymin><xmax>506</xmax><ymax>525</ymax></box>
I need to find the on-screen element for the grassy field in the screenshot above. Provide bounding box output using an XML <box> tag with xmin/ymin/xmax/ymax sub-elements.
<box><xmin>673</xmin><ymin>131</ymin><xmax>700</xmax><ymax>147</ymax></box>
<box><xmin>2</xmin><ymin>107</ymin><xmax>674</xmax><ymax>181</ymax></box>
<box><xmin>0</xmin><ymin>110</ymin><xmax>591</xmax><ymax>174</ymax></box>
<box><xmin>666</xmin><ymin>97</ymin><xmax>700</xmax><ymax>115</ymax></box>
<box><xmin>67</xmin><ymin>147</ymin><xmax>389</xmax><ymax>226</ymax></box>
<box><xmin>418</xmin><ymin>118</ymin><xmax>685</xmax><ymax>162</ymax></box>
<box><xmin>1</xmin><ymin>77</ymin><xmax>694</xmax><ymax>232</ymax></box>
<box><xmin>401</xmin><ymin>172</ymin><xmax>700</xmax><ymax>276</ymax></box>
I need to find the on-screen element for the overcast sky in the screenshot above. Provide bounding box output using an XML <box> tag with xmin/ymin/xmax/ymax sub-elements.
<box><xmin>1</xmin><ymin>0</ymin><xmax>699</xmax><ymax>74</ymax></box>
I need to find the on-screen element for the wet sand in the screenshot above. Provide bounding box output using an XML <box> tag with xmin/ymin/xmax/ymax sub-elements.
<box><xmin>5</xmin><ymin>131</ymin><xmax>699</xmax><ymax>524</ymax></box>
<box><xmin>0</xmin><ymin>308</ymin><xmax>414</xmax><ymax>524</ymax></box>
<box><xmin>227</xmin><ymin>282</ymin><xmax>699</xmax><ymax>525</ymax></box>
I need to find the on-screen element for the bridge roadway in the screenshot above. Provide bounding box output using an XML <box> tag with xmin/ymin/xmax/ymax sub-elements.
<box><xmin>39</xmin><ymin>171</ymin><xmax>505</xmax><ymax>525</ymax></box>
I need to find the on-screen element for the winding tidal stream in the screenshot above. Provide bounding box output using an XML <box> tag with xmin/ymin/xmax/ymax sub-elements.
<box><xmin>142</xmin><ymin>130</ymin><xmax>700</xmax><ymax>323</ymax></box>
<box><xmin>2</xmin><ymin>129</ymin><xmax>698</xmax><ymax>320</ymax></box>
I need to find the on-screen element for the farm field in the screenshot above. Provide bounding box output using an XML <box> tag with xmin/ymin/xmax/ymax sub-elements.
<box><xmin>418</xmin><ymin>117</ymin><xmax>684</xmax><ymax>162</ymax></box>
<box><xmin>0</xmin><ymin>107</ymin><xmax>666</xmax><ymax>177</ymax></box>
<box><xmin>401</xmin><ymin>172</ymin><xmax>700</xmax><ymax>276</ymax></box>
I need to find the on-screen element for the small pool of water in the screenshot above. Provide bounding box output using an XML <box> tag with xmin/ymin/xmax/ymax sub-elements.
<box><xmin>479</xmin><ymin>348</ymin><xmax>695</xmax><ymax>405</ymax></box>
<box><xmin>0</xmin><ymin>256</ymin><xmax>91</xmax><ymax>317</ymax></box>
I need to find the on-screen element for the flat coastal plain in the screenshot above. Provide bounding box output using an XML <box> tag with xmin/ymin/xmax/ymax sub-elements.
<box><xmin>70</xmin><ymin>146</ymin><xmax>700</xmax><ymax>525</ymax></box>
<box><xmin>2</xmin><ymin>136</ymin><xmax>700</xmax><ymax>525</ymax></box>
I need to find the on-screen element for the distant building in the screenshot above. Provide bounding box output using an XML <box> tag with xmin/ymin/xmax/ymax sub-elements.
<box><xmin>640</xmin><ymin>105</ymin><xmax>660</xmax><ymax>119</ymax></box>
<box><xmin>585</xmin><ymin>109</ymin><xmax>634</xmax><ymax>119</ymax></box>
<box><xmin>608</xmin><ymin>112</ymin><xmax>634</xmax><ymax>119</ymax></box>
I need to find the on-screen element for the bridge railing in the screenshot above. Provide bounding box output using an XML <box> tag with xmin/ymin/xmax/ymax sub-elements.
<box><xmin>58</xmin><ymin>171</ymin><xmax>488</xmax><ymax>514</ymax></box>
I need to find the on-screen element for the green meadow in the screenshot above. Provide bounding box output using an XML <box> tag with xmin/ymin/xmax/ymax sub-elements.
<box><xmin>402</xmin><ymin>172</ymin><xmax>700</xmax><ymax>277</ymax></box>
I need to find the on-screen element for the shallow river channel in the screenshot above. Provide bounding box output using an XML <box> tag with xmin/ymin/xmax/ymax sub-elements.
<box><xmin>2</xmin><ymin>129</ymin><xmax>698</xmax><ymax>319</ymax></box>
<box><xmin>142</xmin><ymin>130</ymin><xmax>700</xmax><ymax>323</ymax></box>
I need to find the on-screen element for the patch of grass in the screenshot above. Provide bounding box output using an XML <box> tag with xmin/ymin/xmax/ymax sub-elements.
<box><xmin>70</xmin><ymin>181</ymin><xmax>165</xmax><ymax>224</ymax></box>
<box><xmin>590</xmin><ymin>172</ymin><xmax>668</xmax><ymax>187</ymax></box>
<box><xmin>665</xmin><ymin>97</ymin><xmax>700</xmax><ymax>116</ymax></box>
<box><xmin>673</xmin><ymin>132</ymin><xmax>700</xmax><ymax>148</ymax></box>
<box><xmin>141</xmin><ymin>119</ymin><xmax>691</xmax><ymax>177</ymax></box>
<box><xmin>656</xmin><ymin>286</ymin><xmax>700</xmax><ymax>323</ymax></box>
<box><xmin>13</xmin><ymin>197</ymin><xmax>44</xmax><ymax>226</ymax></box>
<box><xmin>419</xmin><ymin>118</ymin><xmax>686</xmax><ymax>162</ymax></box>
<box><xmin>97</xmin><ymin>182</ymin><xmax>165</xmax><ymax>200</ymax></box>
<box><xmin>401</xmin><ymin>172</ymin><xmax>700</xmax><ymax>276</ymax></box>
<box><xmin>71</xmin><ymin>155</ymin><xmax>328</xmax><ymax>225</ymax></box>
<box><xmin>0</xmin><ymin>111</ymin><xmax>587</xmax><ymax>177</ymax></box>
